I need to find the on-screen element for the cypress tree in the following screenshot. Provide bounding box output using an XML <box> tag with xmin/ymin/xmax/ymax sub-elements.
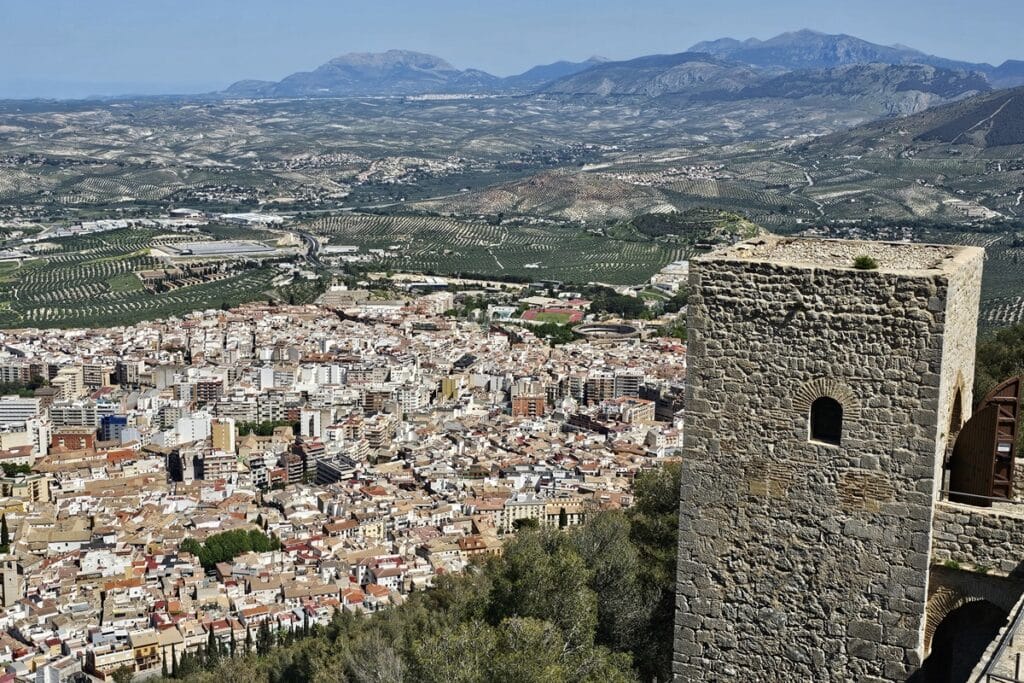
<box><xmin>207</xmin><ymin>626</ymin><xmax>219</xmax><ymax>663</ymax></box>
<box><xmin>1</xmin><ymin>513</ymin><xmax>10</xmax><ymax>550</ymax></box>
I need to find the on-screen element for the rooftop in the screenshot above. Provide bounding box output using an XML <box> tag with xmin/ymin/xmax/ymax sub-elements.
<box><xmin>702</xmin><ymin>235</ymin><xmax>978</xmax><ymax>273</ymax></box>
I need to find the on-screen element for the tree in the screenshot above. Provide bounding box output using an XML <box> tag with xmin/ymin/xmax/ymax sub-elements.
<box><xmin>488</xmin><ymin>528</ymin><xmax>597</xmax><ymax>650</ymax></box>
<box><xmin>1</xmin><ymin>513</ymin><xmax>9</xmax><ymax>551</ymax></box>
<box><xmin>171</xmin><ymin>644</ymin><xmax>178</xmax><ymax>677</ymax></box>
<box><xmin>257</xmin><ymin>619</ymin><xmax>274</xmax><ymax>655</ymax></box>
<box><xmin>162</xmin><ymin>649</ymin><xmax>169</xmax><ymax>677</ymax></box>
<box><xmin>487</xmin><ymin>617</ymin><xmax>565</xmax><ymax>683</ymax></box>
<box><xmin>411</xmin><ymin>620</ymin><xmax>497</xmax><ymax>683</ymax></box>
<box><xmin>627</xmin><ymin>462</ymin><xmax>681</xmax><ymax>681</ymax></box>
<box><xmin>111</xmin><ymin>666</ymin><xmax>134</xmax><ymax>683</ymax></box>
<box><xmin>976</xmin><ymin>323</ymin><xmax>1024</xmax><ymax>400</ymax></box>
<box><xmin>512</xmin><ymin>518</ymin><xmax>539</xmax><ymax>532</ymax></box>
<box><xmin>244</xmin><ymin>626</ymin><xmax>253</xmax><ymax>653</ymax></box>
<box><xmin>558</xmin><ymin>507</ymin><xmax>568</xmax><ymax>529</ymax></box>
<box><xmin>207</xmin><ymin>626</ymin><xmax>220</xmax><ymax>664</ymax></box>
<box><xmin>230</xmin><ymin>625</ymin><xmax>236</xmax><ymax>657</ymax></box>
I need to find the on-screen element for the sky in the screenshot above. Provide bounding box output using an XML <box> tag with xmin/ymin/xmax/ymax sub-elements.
<box><xmin>2</xmin><ymin>0</ymin><xmax>1024</xmax><ymax>98</ymax></box>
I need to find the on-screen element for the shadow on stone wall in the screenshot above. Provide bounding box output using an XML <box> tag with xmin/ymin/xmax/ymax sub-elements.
<box><xmin>912</xmin><ymin>600</ymin><xmax>1008</xmax><ymax>682</ymax></box>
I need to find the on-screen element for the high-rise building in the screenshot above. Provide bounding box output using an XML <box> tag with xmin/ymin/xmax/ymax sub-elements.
<box><xmin>211</xmin><ymin>417</ymin><xmax>236</xmax><ymax>454</ymax></box>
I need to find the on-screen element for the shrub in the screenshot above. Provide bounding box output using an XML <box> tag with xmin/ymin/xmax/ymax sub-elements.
<box><xmin>852</xmin><ymin>255</ymin><xmax>878</xmax><ymax>270</ymax></box>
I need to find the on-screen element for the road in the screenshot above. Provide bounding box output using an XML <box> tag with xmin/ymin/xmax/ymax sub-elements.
<box><xmin>295</xmin><ymin>230</ymin><xmax>325</xmax><ymax>268</ymax></box>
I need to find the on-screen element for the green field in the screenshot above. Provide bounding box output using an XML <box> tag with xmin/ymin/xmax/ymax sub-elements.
<box><xmin>307</xmin><ymin>213</ymin><xmax>693</xmax><ymax>285</ymax></box>
<box><xmin>0</xmin><ymin>229</ymin><xmax>287</xmax><ymax>329</ymax></box>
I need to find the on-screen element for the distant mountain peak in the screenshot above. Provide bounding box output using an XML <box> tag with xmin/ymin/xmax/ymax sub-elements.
<box><xmin>689</xmin><ymin>30</ymin><xmax>991</xmax><ymax>74</ymax></box>
<box><xmin>323</xmin><ymin>50</ymin><xmax>457</xmax><ymax>71</ymax></box>
<box><xmin>224</xmin><ymin>49</ymin><xmax>497</xmax><ymax>97</ymax></box>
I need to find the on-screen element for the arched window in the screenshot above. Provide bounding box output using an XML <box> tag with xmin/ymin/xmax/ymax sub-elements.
<box><xmin>810</xmin><ymin>397</ymin><xmax>843</xmax><ymax>446</ymax></box>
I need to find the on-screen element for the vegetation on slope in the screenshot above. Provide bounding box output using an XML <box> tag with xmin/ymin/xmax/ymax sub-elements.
<box><xmin>164</xmin><ymin>464</ymin><xmax>681</xmax><ymax>683</ymax></box>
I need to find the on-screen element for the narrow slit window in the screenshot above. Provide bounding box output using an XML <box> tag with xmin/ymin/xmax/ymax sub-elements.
<box><xmin>810</xmin><ymin>397</ymin><xmax>843</xmax><ymax>446</ymax></box>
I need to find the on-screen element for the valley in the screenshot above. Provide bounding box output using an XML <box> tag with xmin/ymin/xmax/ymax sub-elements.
<box><xmin>2</xmin><ymin>31</ymin><xmax>1024</xmax><ymax>329</ymax></box>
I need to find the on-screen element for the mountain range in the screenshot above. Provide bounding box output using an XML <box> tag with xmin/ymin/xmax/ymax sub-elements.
<box><xmin>223</xmin><ymin>51</ymin><xmax>605</xmax><ymax>97</ymax></box>
<box><xmin>222</xmin><ymin>30</ymin><xmax>1024</xmax><ymax>103</ymax></box>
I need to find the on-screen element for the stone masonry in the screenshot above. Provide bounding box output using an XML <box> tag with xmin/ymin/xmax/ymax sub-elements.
<box><xmin>674</xmin><ymin>235</ymin><xmax>984</xmax><ymax>681</ymax></box>
<box><xmin>931</xmin><ymin>501</ymin><xmax>1024</xmax><ymax>576</ymax></box>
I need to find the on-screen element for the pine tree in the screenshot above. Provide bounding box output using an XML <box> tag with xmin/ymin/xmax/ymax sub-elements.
<box><xmin>303</xmin><ymin>610</ymin><xmax>310</xmax><ymax>637</ymax></box>
<box><xmin>171</xmin><ymin>644</ymin><xmax>178</xmax><ymax>678</ymax></box>
<box><xmin>161</xmin><ymin>650</ymin><xmax>168</xmax><ymax>678</ymax></box>
<box><xmin>245</xmin><ymin>625</ymin><xmax>253</xmax><ymax>653</ymax></box>
<box><xmin>1</xmin><ymin>513</ymin><xmax>10</xmax><ymax>550</ymax></box>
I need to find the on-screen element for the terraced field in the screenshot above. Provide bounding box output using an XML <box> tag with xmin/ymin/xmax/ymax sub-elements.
<box><xmin>0</xmin><ymin>229</ymin><xmax>282</xmax><ymax>328</ymax></box>
<box><xmin>308</xmin><ymin>213</ymin><xmax>692</xmax><ymax>284</ymax></box>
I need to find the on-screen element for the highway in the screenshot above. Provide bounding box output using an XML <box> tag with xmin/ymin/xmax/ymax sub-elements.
<box><xmin>295</xmin><ymin>230</ymin><xmax>325</xmax><ymax>268</ymax></box>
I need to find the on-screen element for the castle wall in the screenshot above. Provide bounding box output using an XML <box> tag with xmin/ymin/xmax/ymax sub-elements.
<box><xmin>674</xmin><ymin>244</ymin><xmax>983</xmax><ymax>681</ymax></box>
<box><xmin>932</xmin><ymin>501</ymin><xmax>1024</xmax><ymax>576</ymax></box>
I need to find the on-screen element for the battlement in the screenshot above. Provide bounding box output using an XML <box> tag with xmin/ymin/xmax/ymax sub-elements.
<box><xmin>703</xmin><ymin>234</ymin><xmax>980</xmax><ymax>274</ymax></box>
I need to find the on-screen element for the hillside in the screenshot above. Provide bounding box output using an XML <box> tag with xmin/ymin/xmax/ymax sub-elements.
<box><xmin>916</xmin><ymin>89</ymin><xmax>1024</xmax><ymax>147</ymax></box>
<box><xmin>542</xmin><ymin>53</ymin><xmax>986</xmax><ymax>113</ymax></box>
<box><xmin>799</xmin><ymin>84</ymin><xmax>1024</xmax><ymax>152</ymax></box>
<box><xmin>540</xmin><ymin>52</ymin><xmax>761</xmax><ymax>96</ymax></box>
<box><xmin>410</xmin><ymin>169</ymin><xmax>679</xmax><ymax>221</ymax></box>
<box><xmin>696</xmin><ymin>63</ymin><xmax>989</xmax><ymax>115</ymax></box>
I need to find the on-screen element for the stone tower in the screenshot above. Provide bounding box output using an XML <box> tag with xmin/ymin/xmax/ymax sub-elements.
<box><xmin>674</xmin><ymin>236</ymin><xmax>983</xmax><ymax>681</ymax></box>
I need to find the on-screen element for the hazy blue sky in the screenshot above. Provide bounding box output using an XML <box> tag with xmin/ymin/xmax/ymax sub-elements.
<box><xmin>3</xmin><ymin>0</ymin><xmax>1023</xmax><ymax>98</ymax></box>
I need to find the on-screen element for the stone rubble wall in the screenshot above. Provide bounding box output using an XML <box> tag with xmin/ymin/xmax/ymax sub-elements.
<box><xmin>932</xmin><ymin>501</ymin><xmax>1024</xmax><ymax>575</ymax></box>
<box><xmin>675</xmin><ymin>248</ymin><xmax>983</xmax><ymax>682</ymax></box>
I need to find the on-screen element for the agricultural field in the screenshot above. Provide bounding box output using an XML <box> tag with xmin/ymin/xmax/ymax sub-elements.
<box><xmin>0</xmin><ymin>229</ymin><xmax>287</xmax><ymax>329</ymax></box>
<box><xmin>306</xmin><ymin>213</ymin><xmax>694</xmax><ymax>285</ymax></box>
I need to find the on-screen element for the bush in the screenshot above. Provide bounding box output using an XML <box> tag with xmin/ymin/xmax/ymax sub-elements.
<box><xmin>852</xmin><ymin>255</ymin><xmax>878</xmax><ymax>270</ymax></box>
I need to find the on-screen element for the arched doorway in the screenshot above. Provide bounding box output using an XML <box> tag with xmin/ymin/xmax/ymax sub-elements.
<box><xmin>920</xmin><ymin>599</ymin><xmax>1008</xmax><ymax>682</ymax></box>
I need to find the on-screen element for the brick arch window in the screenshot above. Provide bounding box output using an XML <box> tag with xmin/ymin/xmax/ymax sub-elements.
<box><xmin>809</xmin><ymin>396</ymin><xmax>843</xmax><ymax>446</ymax></box>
